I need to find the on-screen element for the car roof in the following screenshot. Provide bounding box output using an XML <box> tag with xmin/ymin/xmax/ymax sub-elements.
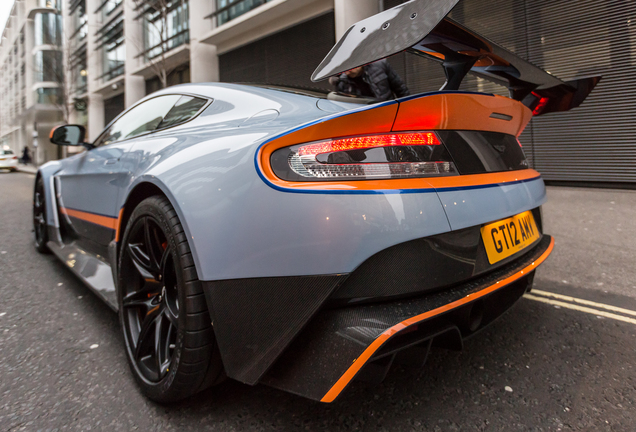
<box><xmin>147</xmin><ymin>82</ymin><xmax>328</xmax><ymax>102</ymax></box>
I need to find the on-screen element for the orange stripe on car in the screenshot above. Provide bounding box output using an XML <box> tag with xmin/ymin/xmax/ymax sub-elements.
<box><xmin>393</xmin><ymin>93</ymin><xmax>533</xmax><ymax>137</ymax></box>
<box><xmin>320</xmin><ymin>236</ymin><xmax>554</xmax><ymax>403</ymax></box>
<box><xmin>115</xmin><ymin>207</ymin><xmax>125</xmax><ymax>242</ymax></box>
<box><xmin>60</xmin><ymin>207</ymin><xmax>118</xmax><ymax>230</ymax></box>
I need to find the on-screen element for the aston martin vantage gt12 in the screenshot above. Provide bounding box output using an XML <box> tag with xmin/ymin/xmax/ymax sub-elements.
<box><xmin>35</xmin><ymin>0</ymin><xmax>599</xmax><ymax>402</ymax></box>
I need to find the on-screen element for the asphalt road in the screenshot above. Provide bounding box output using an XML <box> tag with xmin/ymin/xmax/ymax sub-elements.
<box><xmin>1</xmin><ymin>171</ymin><xmax>635</xmax><ymax>431</ymax></box>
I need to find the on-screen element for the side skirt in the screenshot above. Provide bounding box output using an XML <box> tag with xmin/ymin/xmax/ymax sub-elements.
<box><xmin>47</xmin><ymin>237</ymin><xmax>119</xmax><ymax>311</ymax></box>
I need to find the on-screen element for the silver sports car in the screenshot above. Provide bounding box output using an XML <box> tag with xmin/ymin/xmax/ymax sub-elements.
<box><xmin>35</xmin><ymin>0</ymin><xmax>599</xmax><ymax>403</ymax></box>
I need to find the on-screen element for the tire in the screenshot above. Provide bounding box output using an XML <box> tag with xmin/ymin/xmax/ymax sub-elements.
<box><xmin>33</xmin><ymin>176</ymin><xmax>50</xmax><ymax>253</ymax></box>
<box><xmin>118</xmin><ymin>196</ymin><xmax>223</xmax><ymax>402</ymax></box>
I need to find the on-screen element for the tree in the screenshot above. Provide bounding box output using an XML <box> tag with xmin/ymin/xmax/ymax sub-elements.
<box><xmin>131</xmin><ymin>0</ymin><xmax>189</xmax><ymax>89</ymax></box>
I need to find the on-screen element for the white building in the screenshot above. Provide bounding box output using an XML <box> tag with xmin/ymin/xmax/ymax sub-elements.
<box><xmin>0</xmin><ymin>0</ymin><xmax>65</xmax><ymax>164</ymax></box>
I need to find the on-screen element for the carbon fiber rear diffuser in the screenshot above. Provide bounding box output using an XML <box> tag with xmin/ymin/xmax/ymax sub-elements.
<box><xmin>261</xmin><ymin>235</ymin><xmax>553</xmax><ymax>402</ymax></box>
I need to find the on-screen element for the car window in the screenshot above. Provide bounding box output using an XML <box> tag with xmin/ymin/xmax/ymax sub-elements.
<box><xmin>1</xmin><ymin>149</ymin><xmax>14</xmax><ymax>155</ymax></box>
<box><xmin>156</xmin><ymin>96</ymin><xmax>208</xmax><ymax>130</ymax></box>
<box><xmin>94</xmin><ymin>94</ymin><xmax>181</xmax><ymax>146</ymax></box>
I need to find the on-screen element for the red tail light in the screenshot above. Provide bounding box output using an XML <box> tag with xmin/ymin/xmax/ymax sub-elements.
<box><xmin>270</xmin><ymin>132</ymin><xmax>457</xmax><ymax>181</ymax></box>
<box><xmin>531</xmin><ymin>92</ymin><xmax>550</xmax><ymax>116</ymax></box>
<box><xmin>297</xmin><ymin>132</ymin><xmax>440</xmax><ymax>156</ymax></box>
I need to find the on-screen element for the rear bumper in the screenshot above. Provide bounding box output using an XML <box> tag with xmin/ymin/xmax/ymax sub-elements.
<box><xmin>260</xmin><ymin>235</ymin><xmax>553</xmax><ymax>402</ymax></box>
<box><xmin>0</xmin><ymin>159</ymin><xmax>18</xmax><ymax>168</ymax></box>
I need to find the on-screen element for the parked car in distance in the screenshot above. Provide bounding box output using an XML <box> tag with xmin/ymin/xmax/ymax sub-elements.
<box><xmin>0</xmin><ymin>148</ymin><xmax>18</xmax><ymax>172</ymax></box>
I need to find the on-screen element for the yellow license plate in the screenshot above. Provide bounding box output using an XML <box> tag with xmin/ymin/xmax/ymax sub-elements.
<box><xmin>481</xmin><ymin>211</ymin><xmax>540</xmax><ymax>264</ymax></box>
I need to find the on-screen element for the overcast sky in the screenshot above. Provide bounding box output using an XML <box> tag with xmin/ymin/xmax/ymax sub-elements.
<box><xmin>0</xmin><ymin>1</ymin><xmax>16</xmax><ymax>35</ymax></box>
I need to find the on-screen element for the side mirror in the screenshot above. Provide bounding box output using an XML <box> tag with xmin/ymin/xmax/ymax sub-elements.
<box><xmin>50</xmin><ymin>125</ymin><xmax>90</xmax><ymax>148</ymax></box>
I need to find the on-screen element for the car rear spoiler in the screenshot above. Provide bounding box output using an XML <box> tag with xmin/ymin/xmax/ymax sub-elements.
<box><xmin>312</xmin><ymin>0</ymin><xmax>600</xmax><ymax>116</ymax></box>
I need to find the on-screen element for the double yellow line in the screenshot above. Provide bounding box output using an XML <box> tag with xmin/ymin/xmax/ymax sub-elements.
<box><xmin>524</xmin><ymin>289</ymin><xmax>636</xmax><ymax>325</ymax></box>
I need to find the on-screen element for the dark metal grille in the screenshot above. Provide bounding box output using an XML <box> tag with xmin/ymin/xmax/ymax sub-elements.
<box><xmin>383</xmin><ymin>0</ymin><xmax>636</xmax><ymax>185</ymax></box>
<box><xmin>219</xmin><ymin>12</ymin><xmax>335</xmax><ymax>91</ymax></box>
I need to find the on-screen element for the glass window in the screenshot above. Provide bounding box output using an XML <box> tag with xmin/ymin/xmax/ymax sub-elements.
<box><xmin>101</xmin><ymin>18</ymin><xmax>125</xmax><ymax>81</ymax></box>
<box><xmin>94</xmin><ymin>95</ymin><xmax>181</xmax><ymax>146</ymax></box>
<box><xmin>72</xmin><ymin>6</ymin><xmax>88</xmax><ymax>41</ymax></box>
<box><xmin>74</xmin><ymin>56</ymin><xmax>88</xmax><ymax>94</ymax></box>
<box><xmin>34</xmin><ymin>50</ymin><xmax>62</xmax><ymax>82</ymax></box>
<box><xmin>36</xmin><ymin>87</ymin><xmax>61</xmax><ymax>104</ymax></box>
<box><xmin>34</xmin><ymin>13</ymin><xmax>62</xmax><ymax>46</ymax></box>
<box><xmin>144</xmin><ymin>1</ymin><xmax>189</xmax><ymax>61</ymax></box>
<box><xmin>38</xmin><ymin>0</ymin><xmax>62</xmax><ymax>10</ymax></box>
<box><xmin>216</xmin><ymin>0</ymin><xmax>273</xmax><ymax>26</ymax></box>
<box><xmin>103</xmin><ymin>0</ymin><xmax>122</xmax><ymax>20</ymax></box>
<box><xmin>157</xmin><ymin>96</ymin><xmax>207</xmax><ymax>129</ymax></box>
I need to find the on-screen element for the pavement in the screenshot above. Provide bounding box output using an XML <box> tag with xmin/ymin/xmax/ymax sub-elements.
<box><xmin>14</xmin><ymin>164</ymin><xmax>38</xmax><ymax>175</ymax></box>
<box><xmin>0</xmin><ymin>171</ymin><xmax>635</xmax><ymax>431</ymax></box>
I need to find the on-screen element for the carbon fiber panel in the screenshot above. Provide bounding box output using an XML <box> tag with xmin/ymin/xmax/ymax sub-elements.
<box><xmin>331</xmin><ymin>227</ymin><xmax>479</xmax><ymax>300</ymax></box>
<box><xmin>261</xmin><ymin>235</ymin><xmax>551</xmax><ymax>401</ymax></box>
<box><xmin>202</xmin><ymin>275</ymin><xmax>347</xmax><ymax>385</ymax></box>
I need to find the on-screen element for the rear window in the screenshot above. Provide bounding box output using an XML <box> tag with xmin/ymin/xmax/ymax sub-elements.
<box><xmin>1</xmin><ymin>149</ymin><xmax>14</xmax><ymax>155</ymax></box>
<box><xmin>156</xmin><ymin>96</ymin><xmax>208</xmax><ymax>130</ymax></box>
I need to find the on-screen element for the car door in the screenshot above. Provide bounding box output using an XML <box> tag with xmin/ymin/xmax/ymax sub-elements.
<box><xmin>55</xmin><ymin>94</ymin><xmax>182</xmax><ymax>254</ymax></box>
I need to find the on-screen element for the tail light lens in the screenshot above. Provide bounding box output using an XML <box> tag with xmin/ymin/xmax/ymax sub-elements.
<box><xmin>270</xmin><ymin>132</ymin><xmax>457</xmax><ymax>181</ymax></box>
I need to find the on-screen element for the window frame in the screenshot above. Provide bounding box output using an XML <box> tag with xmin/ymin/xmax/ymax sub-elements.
<box><xmin>92</xmin><ymin>92</ymin><xmax>212</xmax><ymax>147</ymax></box>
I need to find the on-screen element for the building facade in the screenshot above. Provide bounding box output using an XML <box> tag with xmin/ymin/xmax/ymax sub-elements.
<box><xmin>1</xmin><ymin>0</ymin><xmax>635</xmax><ymax>185</ymax></box>
<box><xmin>0</xmin><ymin>0</ymin><xmax>66</xmax><ymax>164</ymax></box>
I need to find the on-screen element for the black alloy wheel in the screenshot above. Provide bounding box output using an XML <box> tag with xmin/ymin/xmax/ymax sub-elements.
<box><xmin>118</xmin><ymin>196</ymin><xmax>223</xmax><ymax>402</ymax></box>
<box><xmin>33</xmin><ymin>176</ymin><xmax>49</xmax><ymax>253</ymax></box>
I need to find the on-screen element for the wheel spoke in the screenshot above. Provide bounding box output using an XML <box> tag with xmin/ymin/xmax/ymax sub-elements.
<box><xmin>164</xmin><ymin>303</ymin><xmax>178</xmax><ymax>325</ymax></box>
<box><xmin>154</xmin><ymin>312</ymin><xmax>165</xmax><ymax>376</ymax></box>
<box><xmin>127</xmin><ymin>243</ymin><xmax>156</xmax><ymax>280</ymax></box>
<box><xmin>134</xmin><ymin>304</ymin><xmax>162</xmax><ymax>361</ymax></box>
<box><xmin>159</xmin><ymin>246</ymin><xmax>172</xmax><ymax>286</ymax></box>
<box><xmin>144</xmin><ymin>218</ymin><xmax>163</xmax><ymax>275</ymax></box>
<box><xmin>164</xmin><ymin>320</ymin><xmax>175</xmax><ymax>362</ymax></box>
<box><xmin>121</xmin><ymin>280</ymin><xmax>162</xmax><ymax>309</ymax></box>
